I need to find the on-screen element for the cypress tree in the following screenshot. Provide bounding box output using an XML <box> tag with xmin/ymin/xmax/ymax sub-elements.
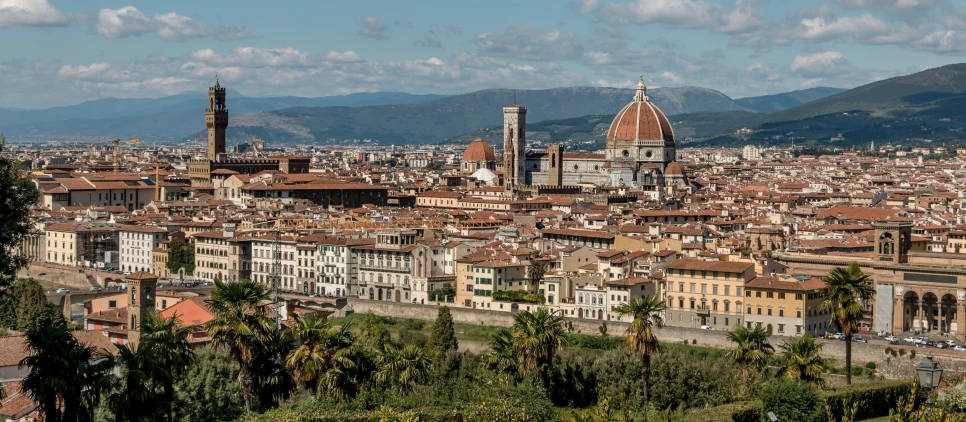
<box><xmin>428</xmin><ymin>306</ymin><xmax>458</xmax><ymax>355</ymax></box>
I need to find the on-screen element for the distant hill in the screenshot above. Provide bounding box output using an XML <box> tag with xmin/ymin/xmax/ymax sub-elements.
<box><xmin>735</xmin><ymin>87</ymin><xmax>845</xmax><ymax>113</ymax></box>
<box><xmin>0</xmin><ymin>91</ymin><xmax>445</xmax><ymax>141</ymax></box>
<box><xmin>197</xmin><ymin>86</ymin><xmax>749</xmax><ymax>145</ymax></box>
<box><xmin>688</xmin><ymin>63</ymin><xmax>966</xmax><ymax>147</ymax></box>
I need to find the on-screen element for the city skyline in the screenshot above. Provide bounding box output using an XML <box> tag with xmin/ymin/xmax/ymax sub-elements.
<box><xmin>3</xmin><ymin>0</ymin><xmax>966</xmax><ymax>108</ymax></box>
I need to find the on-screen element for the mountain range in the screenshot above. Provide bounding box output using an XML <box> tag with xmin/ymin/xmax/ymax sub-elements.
<box><xmin>11</xmin><ymin>62</ymin><xmax>966</xmax><ymax>148</ymax></box>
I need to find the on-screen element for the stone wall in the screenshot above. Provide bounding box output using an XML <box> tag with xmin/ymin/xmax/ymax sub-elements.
<box><xmin>18</xmin><ymin>264</ymin><xmax>95</xmax><ymax>289</ymax></box>
<box><xmin>345</xmin><ymin>298</ymin><xmax>966</xmax><ymax>379</ymax></box>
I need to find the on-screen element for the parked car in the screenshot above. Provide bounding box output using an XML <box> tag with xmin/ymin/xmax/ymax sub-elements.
<box><xmin>937</xmin><ymin>342</ymin><xmax>947</xmax><ymax>349</ymax></box>
<box><xmin>54</xmin><ymin>288</ymin><xmax>70</xmax><ymax>294</ymax></box>
<box><xmin>904</xmin><ymin>336</ymin><xmax>917</xmax><ymax>343</ymax></box>
<box><xmin>954</xmin><ymin>345</ymin><xmax>966</xmax><ymax>352</ymax></box>
<box><xmin>853</xmin><ymin>336</ymin><xmax>867</xmax><ymax>343</ymax></box>
<box><xmin>885</xmin><ymin>336</ymin><xmax>898</xmax><ymax>342</ymax></box>
<box><xmin>831</xmin><ymin>333</ymin><xmax>845</xmax><ymax>340</ymax></box>
<box><xmin>89</xmin><ymin>287</ymin><xmax>102</xmax><ymax>292</ymax></box>
<box><xmin>927</xmin><ymin>341</ymin><xmax>939</xmax><ymax>348</ymax></box>
<box><xmin>945</xmin><ymin>340</ymin><xmax>957</xmax><ymax>347</ymax></box>
<box><xmin>38</xmin><ymin>272</ymin><xmax>46</xmax><ymax>276</ymax></box>
<box><xmin>889</xmin><ymin>338</ymin><xmax>901</xmax><ymax>345</ymax></box>
<box><xmin>915</xmin><ymin>337</ymin><xmax>928</xmax><ymax>345</ymax></box>
<box><xmin>700</xmin><ymin>325</ymin><xmax>715</xmax><ymax>330</ymax></box>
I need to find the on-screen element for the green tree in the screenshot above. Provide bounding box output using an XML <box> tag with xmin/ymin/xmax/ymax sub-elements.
<box><xmin>779</xmin><ymin>333</ymin><xmax>829</xmax><ymax>388</ymax></box>
<box><xmin>527</xmin><ymin>255</ymin><xmax>545</xmax><ymax>289</ymax></box>
<box><xmin>375</xmin><ymin>344</ymin><xmax>431</xmax><ymax>392</ymax></box>
<box><xmin>16</xmin><ymin>278</ymin><xmax>57</xmax><ymax>331</ymax></box>
<box><xmin>485</xmin><ymin>328</ymin><xmax>519</xmax><ymax>384</ymax></box>
<box><xmin>107</xmin><ymin>343</ymin><xmax>162</xmax><ymax>422</ymax></box>
<box><xmin>431</xmin><ymin>283</ymin><xmax>456</xmax><ymax>302</ymax></box>
<box><xmin>590</xmin><ymin>349</ymin><xmax>645</xmax><ymax>412</ymax></box>
<box><xmin>142</xmin><ymin>310</ymin><xmax>194</xmax><ymax>422</ymax></box>
<box><xmin>282</xmin><ymin>312</ymin><xmax>356</xmax><ymax>398</ymax></box>
<box><xmin>726</xmin><ymin>325</ymin><xmax>775</xmax><ymax>370</ymax></box>
<box><xmin>172</xmin><ymin>347</ymin><xmax>245</xmax><ymax>422</ymax></box>
<box><xmin>648</xmin><ymin>347</ymin><xmax>741</xmax><ymax>411</ymax></box>
<box><xmin>19</xmin><ymin>309</ymin><xmax>114</xmax><ymax>422</ymax></box>
<box><xmin>358</xmin><ymin>311</ymin><xmax>392</xmax><ymax>351</ymax></box>
<box><xmin>203</xmin><ymin>279</ymin><xmax>275</xmax><ymax>412</ymax></box>
<box><xmin>427</xmin><ymin>306</ymin><xmax>458</xmax><ymax>356</ymax></box>
<box><xmin>613</xmin><ymin>295</ymin><xmax>666</xmax><ymax>405</ymax></box>
<box><xmin>0</xmin><ymin>134</ymin><xmax>39</xmax><ymax>289</ymax></box>
<box><xmin>166</xmin><ymin>238</ymin><xmax>195</xmax><ymax>277</ymax></box>
<box><xmin>512</xmin><ymin>308</ymin><xmax>566</xmax><ymax>380</ymax></box>
<box><xmin>759</xmin><ymin>379</ymin><xmax>824</xmax><ymax>422</ymax></box>
<box><xmin>821</xmin><ymin>262</ymin><xmax>875</xmax><ymax>385</ymax></box>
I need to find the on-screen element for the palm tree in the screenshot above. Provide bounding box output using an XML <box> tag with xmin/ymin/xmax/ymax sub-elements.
<box><xmin>375</xmin><ymin>344</ymin><xmax>431</xmax><ymax>392</ymax></box>
<box><xmin>779</xmin><ymin>333</ymin><xmax>829</xmax><ymax>388</ymax></box>
<box><xmin>282</xmin><ymin>312</ymin><xmax>333</xmax><ymax>394</ymax></box>
<box><xmin>821</xmin><ymin>262</ymin><xmax>875</xmax><ymax>385</ymax></box>
<box><xmin>527</xmin><ymin>254</ymin><xmax>545</xmax><ymax>290</ymax></box>
<box><xmin>512</xmin><ymin>308</ymin><xmax>566</xmax><ymax>378</ymax></box>
<box><xmin>726</xmin><ymin>325</ymin><xmax>775</xmax><ymax>369</ymax></box>
<box><xmin>614</xmin><ymin>295</ymin><xmax>666</xmax><ymax>405</ymax></box>
<box><xmin>107</xmin><ymin>343</ymin><xmax>160</xmax><ymax>421</ymax></box>
<box><xmin>203</xmin><ymin>279</ymin><xmax>275</xmax><ymax>411</ymax></box>
<box><xmin>141</xmin><ymin>310</ymin><xmax>194</xmax><ymax>422</ymax></box>
<box><xmin>19</xmin><ymin>310</ymin><xmax>113</xmax><ymax>422</ymax></box>
<box><xmin>485</xmin><ymin>328</ymin><xmax>519</xmax><ymax>384</ymax></box>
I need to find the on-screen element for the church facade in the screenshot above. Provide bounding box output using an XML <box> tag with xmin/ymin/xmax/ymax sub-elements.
<box><xmin>460</xmin><ymin>76</ymin><xmax>690</xmax><ymax>197</ymax></box>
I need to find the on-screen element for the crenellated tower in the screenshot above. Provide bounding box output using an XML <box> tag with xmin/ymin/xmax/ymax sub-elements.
<box><xmin>206</xmin><ymin>76</ymin><xmax>228</xmax><ymax>160</ymax></box>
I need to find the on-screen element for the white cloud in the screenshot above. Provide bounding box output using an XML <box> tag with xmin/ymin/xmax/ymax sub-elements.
<box><xmin>413</xmin><ymin>33</ymin><xmax>443</xmax><ymax>48</ymax></box>
<box><xmin>94</xmin><ymin>6</ymin><xmax>253</xmax><ymax>41</ymax></box>
<box><xmin>190</xmin><ymin>47</ymin><xmax>315</xmax><ymax>68</ymax></box>
<box><xmin>359</xmin><ymin>16</ymin><xmax>387</xmax><ymax>39</ymax></box>
<box><xmin>584</xmin><ymin>0</ymin><xmax>765</xmax><ymax>35</ymax></box>
<box><xmin>325</xmin><ymin>50</ymin><xmax>365</xmax><ymax>63</ymax></box>
<box><xmin>790</xmin><ymin>51</ymin><xmax>853</xmax><ymax>78</ymax></box>
<box><xmin>0</xmin><ymin>0</ymin><xmax>67</xmax><ymax>27</ymax></box>
<box><xmin>475</xmin><ymin>26</ymin><xmax>584</xmax><ymax>61</ymax></box>
<box><xmin>57</xmin><ymin>63</ymin><xmax>111</xmax><ymax>79</ymax></box>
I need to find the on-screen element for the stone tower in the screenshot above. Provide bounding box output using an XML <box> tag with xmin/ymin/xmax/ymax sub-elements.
<box><xmin>873</xmin><ymin>221</ymin><xmax>913</xmax><ymax>264</ymax></box>
<box><xmin>207</xmin><ymin>76</ymin><xmax>228</xmax><ymax>160</ymax></box>
<box><xmin>126</xmin><ymin>271</ymin><xmax>158</xmax><ymax>348</ymax></box>
<box><xmin>503</xmin><ymin>103</ymin><xmax>526</xmax><ymax>190</ymax></box>
<box><xmin>547</xmin><ymin>145</ymin><xmax>564</xmax><ymax>187</ymax></box>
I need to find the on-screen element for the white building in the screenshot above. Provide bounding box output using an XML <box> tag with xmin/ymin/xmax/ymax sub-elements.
<box><xmin>314</xmin><ymin>237</ymin><xmax>353</xmax><ymax>297</ymax></box>
<box><xmin>251</xmin><ymin>235</ymin><xmax>298</xmax><ymax>292</ymax></box>
<box><xmin>742</xmin><ymin>145</ymin><xmax>763</xmax><ymax>161</ymax></box>
<box><xmin>119</xmin><ymin>225</ymin><xmax>168</xmax><ymax>274</ymax></box>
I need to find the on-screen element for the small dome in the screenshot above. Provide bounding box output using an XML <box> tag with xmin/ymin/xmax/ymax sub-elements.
<box><xmin>606</xmin><ymin>76</ymin><xmax>675</xmax><ymax>149</ymax></box>
<box><xmin>665</xmin><ymin>161</ymin><xmax>685</xmax><ymax>176</ymax></box>
<box><xmin>462</xmin><ymin>140</ymin><xmax>496</xmax><ymax>162</ymax></box>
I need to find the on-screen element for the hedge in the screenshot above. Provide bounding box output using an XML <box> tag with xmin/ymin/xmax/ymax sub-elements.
<box><xmin>687</xmin><ymin>380</ymin><xmax>919</xmax><ymax>422</ymax></box>
<box><xmin>686</xmin><ymin>401</ymin><xmax>760</xmax><ymax>422</ymax></box>
<box><xmin>822</xmin><ymin>380</ymin><xmax>921</xmax><ymax>421</ymax></box>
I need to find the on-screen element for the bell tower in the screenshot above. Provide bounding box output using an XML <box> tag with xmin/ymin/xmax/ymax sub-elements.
<box><xmin>207</xmin><ymin>75</ymin><xmax>228</xmax><ymax>160</ymax></box>
<box><xmin>873</xmin><ymin>221</ymin><xmax>913</xmax><ymax>264</ymax></box>
<box><xmin>125</xmin><ymin>271</ymin><xmax>158</xmax><ymax>348</ymax></box>
<box><xmin>503</xmin><ymin>101</ymin><xmax>526</xmax><ymax>190</ymax></box>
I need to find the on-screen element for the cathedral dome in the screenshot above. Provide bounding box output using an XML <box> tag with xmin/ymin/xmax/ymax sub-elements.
<box><xmin>665</xmin><ymin>161</ymin><xmax>685</xmax><ymax>176</ymax></box>
<box><xmin>462</xmin><ymin>140</ymin><xmax>496</xmax><ymax>162</ymax></box>
<box><xmin>606</xmin><ymin>76</ymin><xmax>675</xmax><ymax>149</ymax></box>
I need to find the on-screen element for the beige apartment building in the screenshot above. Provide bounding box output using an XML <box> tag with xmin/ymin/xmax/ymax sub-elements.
<box><xmin>45</xmin><ymin>222</ymin><xmax>80</xmax><ymax>265</ymax></box>
<box><xmin>664</xmin><ymin>258</ymin><xmax>756</xmax><ymax>330</ymax></box>
<box><xmin>743</xmin><ymin>274</ymin><xmax>829</xmax><ymax>336</ymax></box>
<box><xmin>193</xmin><ymin>224</ymin><xmax>251</xmax><ymax>282</ymax></box>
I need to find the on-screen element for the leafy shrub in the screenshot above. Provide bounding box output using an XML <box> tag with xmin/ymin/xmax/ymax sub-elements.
<box><xmin>649</xmin><ymin>347</ymin><xmax>741</xmax><ymax>411</ymax></box>
<box><xmin>590</xmin><ymin>349</ymin><xmax>645</xmax><ymax>411</ymax></box>
<box><xmin>865</xmin><ymin>362</ymin><xmax>876</xmax><ymax>370</ymax></box>
<box><xmin>940</xmin><ymin>380</ymin><xmax>966</xmax><ymax>412</ymax></box>
<box><xmin>823</xmin><ymin>380</ymin><xmax>920</xmax><ymax>421</ymax></box>
<box><xmin>568</xmin><ymin>334</ymin><xmax>623</xmax><ymax>350</ymax></box>
<box><xmin>492</xmin><ymin>290</ymin><xmax>545</xmax><ymax>304</ymax></box>
<box><xmin>899</xmin><ymin>349</ymin><xmax>906</xmax><ymax>357</ymax></box>
<box><xmin>885</xmin><ymin>347</ymin><xmax>894</xmax><ymax>355</ymax></box>
<box><xmin>910</xmin><ymin>350</ymin><xmax>917</xmax><ymax>360</ymax></box>
<box><xmin>399</xmin><ymin>318</ymin><xmax>426</xmax><ymax>331</ymax></box>
<box><xmin>686</xmin><ymin>401</ymin><xmax>761</xmax><ymax>422</ymax></box>
<box><xmin>759</xmin><ymin>379</ymin><xmax>824</xmax><ymax>422</ymax></box>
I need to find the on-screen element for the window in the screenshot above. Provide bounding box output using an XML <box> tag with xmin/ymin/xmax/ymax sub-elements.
<box><xmin>766</xmin><ymin>292</ymin><xmax>774</xmax><ymax>299</ymax></box>
<box><xmin>757</xmin><ymin>307</ymin><xmax>762</xmax><ymax>315</ymax></box>
<box><xmin>778</xmin><ymin>324</ymin><xmax>785</xmax><ymax>333</ymax></box>
<box><xmin>755</xmin><ymin>291</ymin><xmax>762</xmax><ymax>298</ymax></box>
<box><xmin>796</xmin><ymin>309</ymin><xmax>802</xmax><ymax>318</ymax></box>
<box><xmin>778</xmin><ymin>293</ymin><xmax>786</xmax><ymax>300</ymax></box>
<box><xmin>724</xmin><ymin>286</ymin><xmax>730</xmax><ymax>296</ymax></box>
<box><xmin>724</xmin><ymin>302</ymin><xmax>730</xmax><ymax>312</ymax></box>
<box><xmin>746</xmin><ymin>290</ymin><xmax>752</xmax><ymax>297</ymax></box>
<box><xmin>795</xmin><ymin>293</ymin><xmax>803</xmax><ymax>301</ymax></box>
<box><xmin>747</xmin><ymin>306</ymin><xmax>752</xmax><ymax>314</ymax></box>
<box><xmin>689</xmin><ymin>299</ymin><xmax>695</xmax><ymax>309</ymax></box>
<box><xmin>712</xmin><ymin>285</ymin><xmax>718</xmax><ymax>295</ymax></box>
<box><xmin>767</xmin><ymin>307</ymin><xmax>772</xmax><ymax>316</ymax></box>
<box><xmin>690</xmin><ymin>283</ymin><xmax>696</xmax><ymax>293</ymax></box>
<box><xmin>701</xmin><ymin>284</ymin><xmax>706</xmax><ymax>294</ymax></box>
<box><xmin>779</xmin><ymin>308</ymin><xmax>784</xmax><ymax>317</ymax></box>
<box><xmin>108</xmin><ymin>300</ymin><xmax>117</xmax><ymax>308</ymax></box>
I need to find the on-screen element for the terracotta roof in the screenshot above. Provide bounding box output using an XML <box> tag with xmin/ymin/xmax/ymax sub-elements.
<box><xmin>666</xmin><ymin>258</ymin><xmax>754</xmax><ymax>273</ymax></box>
<box><xmin>462</xmin><ymin>140</ymin><xmax>496</xmax><ymax>162</ymax></box>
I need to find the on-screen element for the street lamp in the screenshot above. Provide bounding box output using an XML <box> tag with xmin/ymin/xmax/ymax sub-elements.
<box><xmin>916</xmin><ymin>353</ymin><xmax>943</xmax><ymax>412</ymax></box>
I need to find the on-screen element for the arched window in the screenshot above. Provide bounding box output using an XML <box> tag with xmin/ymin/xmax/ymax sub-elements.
<box><xmin>551</xmin><ymin>153</ymin><xmax>556</xmax><ymax>167</ymax></box>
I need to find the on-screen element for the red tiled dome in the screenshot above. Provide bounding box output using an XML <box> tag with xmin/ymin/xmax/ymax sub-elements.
<box><xmin>606</xmin><ymin>77</ymin><xmax>675</xmax><ymax>149</ymax></box>
<box><xmin>665</xmin><ymin>161</ymin><xmax>684</xmax><ymax>176</ymax></box>
<box><xmin>462</xmin><ymin>140</ymin><xmax>496</xmax><ymax>162</ymax></box>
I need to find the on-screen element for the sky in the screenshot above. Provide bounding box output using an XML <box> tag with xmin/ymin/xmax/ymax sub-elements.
<box><xmin>2</xmin><ymin>0</ymin><xmax>966</xmax><ymax>108</ymax></box>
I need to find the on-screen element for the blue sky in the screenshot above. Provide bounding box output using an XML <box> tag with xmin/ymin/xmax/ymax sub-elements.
<box><xmin>2</xmin><ymin>0</ymin><xmax>965</xmax><ymax>108</ymax></box>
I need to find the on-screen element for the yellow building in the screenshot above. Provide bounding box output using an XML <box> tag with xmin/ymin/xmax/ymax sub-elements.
<box><xmin>664</xmin><ymin>258</ymin><xmax>756</xmax><ymax>330</ymax></box>
<box><xmin>744</xmin><ymin>274</ymin><xmax>830</xmax><ymax>337</ymax></box>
